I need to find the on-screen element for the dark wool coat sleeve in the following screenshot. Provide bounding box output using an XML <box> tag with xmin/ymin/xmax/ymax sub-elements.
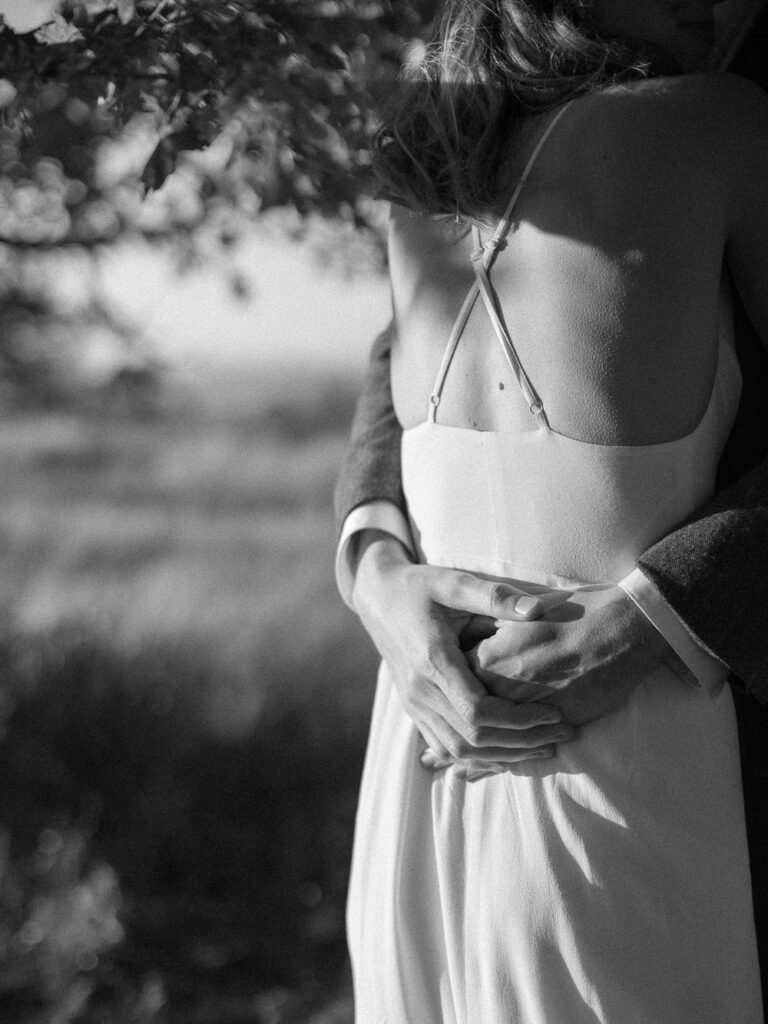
<box><xmin>638</xmin><ymin>464</ymin><xmax>768</xmax><ymax>701</ymax></box>
<box><xmin>333</xmin><ymin>317</ymin><xmax>405</xmax><ymax>529</ymax></box>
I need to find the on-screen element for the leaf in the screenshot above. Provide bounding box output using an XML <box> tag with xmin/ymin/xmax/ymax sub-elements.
<box><xmin>0</xmin><ymin>0</ymin><xmax>60</xmax><ymax>34</ymax></box>
<box><xmin>116</xmin><ymin>0</ymin><xmax>135</xmax><ymax>24</ymax></box>
<box><xmin>80</xmin><ymin>0</ymin><xmax>112</xmax><ymax>13</ymax></box>
<box><xmin>78</xmin><ymin>0</ymin><xmax>133</xmax><ymax>18</ymax></box>
<box><xmin>0</xmin><ymin>78</ymin><xmax>16</xmax><ymax>109</ymax></box>
<box><xmin>34</xmin><ymin>11</ymin><xmax>84</xmax><ymax>44</ymax></box>
<box><xmin>1</xmin><ymin>0</ymin><xmax>429</xmax><ymax>241</ymax></box>
<box><xmin>140</xmin><ymin>135</ymin><xmax>176</xmax><ymax>192</ymax></box>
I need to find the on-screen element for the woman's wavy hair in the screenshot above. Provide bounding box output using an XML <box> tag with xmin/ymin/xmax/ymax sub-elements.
<box><xmin>373</xmin><ymin>0</ymin><xmax>677</xmax><ymax>221</ymax></box>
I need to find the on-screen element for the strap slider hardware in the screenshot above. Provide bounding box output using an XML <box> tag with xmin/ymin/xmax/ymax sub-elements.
<box><xmin>471</xmin><ymin>238</ymin><xmax>506</xmax><ymax>263</ymax></box>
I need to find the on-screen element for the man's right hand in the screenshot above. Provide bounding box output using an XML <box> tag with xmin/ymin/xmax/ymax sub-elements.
<box><xmin>350</xmin><ymin>530</ymin><xmax>576</xmax><ymax>767</ymax></box>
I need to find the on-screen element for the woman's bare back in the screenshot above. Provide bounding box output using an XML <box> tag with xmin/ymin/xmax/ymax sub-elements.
<box><xmin>389</xmin><ymin>73</ymin><xmax>768</xmax><ymax>445</ymax></box>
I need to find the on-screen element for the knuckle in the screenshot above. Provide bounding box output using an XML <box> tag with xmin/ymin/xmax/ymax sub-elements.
<box><xmin>399</xmin><ymin>681</ymin><xmax>434</xmax><ymax>716</ymax></box>
<box><xmin>462</xmin><ymin>700</ymin><xmax>484</xmax><ymax>729</ymax></box>
<box><xmin>468</xmin><ymin>725</ymin><xmax>496</xmax><ymax>747</ymax></box>
<box><xmin>398</xmin><ymin>673</ymin><xmax>421</xmax><ymax>701</ymax></box>
<box><xmin>445</xmin><ymin>736</ymin><xmax>470</xmax><ymax>759</ymax></box>
<box><xmin>464</xmin><ymin>725</ymin><xmax>482</xmax><ymax>747</ymax></box>
<box><xmin>478</xmin><ymin>726</ymin><xmax>496</xmax><ymax>747</ymax></box>
<box><xmin>513</xmin><ymin>733</ymin><xmax>540</xmax><ymax>748</ymax></box>
<box><xmin>485</xmin><ymin>581</ymin><xmax>512</xmax><ymax>611</ymax></box>
<box><xmin>473</xmin><ymin>643</ymin><xmax>495</xmax><ymax>672</ymax></box>
<box><xmin>443</xmin><ymin>571</ymin><xmax>478</xmax><ymax>604</ymax></box>
<box><xmin>512</xmin><ymin>708</ymin><xmax>541</xmax><ymax>729</ymax></box>
<box><xmin>401</xmin><ymin>694</ymin><xmax>420</xmax><ymax>717</ymax></box>
<box><xmin>423</xmin><ymin>641</ymin><xmax>448</xmax><ymax>675</ymax></box>
<box><xmin>403</xmin><ymin>565</ymin><xmax>433</xmax><ymax>601</ymax></box>
<box><xmin>502</xmin><ymin>656</ymin><xmax>526</xmax><ymax>682</ymax></box>
<box><xmin>413</xmin><ymin>653</ymin><xmax>438</xmax><ymax>684</ymax></box>
<box><xmin>475</xmin><ymin>643</ymin><xmax>523</xmax><ymax>682</ymax></box>
<box><xmin>526</xmin><ymin>727</ymin><xmax>564</xmax><ymax>747</ymax></box>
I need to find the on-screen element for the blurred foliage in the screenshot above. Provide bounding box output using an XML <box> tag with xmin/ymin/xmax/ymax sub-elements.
<box><xmin>0</xmin><ymin>822</ymin><xmax>124</xmax><ymax>1021</ymax></box>
<box><xmin>0</xmin><ymin>6</ymin><xmax>400</xmax><ymax>1018</ymax></box>
<box><xmin>0</xmin><ymin>626</ymin><xmax>372</xmax><ymax>1023</ymax></box>
<box><xmin>0</xmin><ymin>0</ymin><xmax>425</xmax><ymax>405</ymax></box>
<box><xmin>0</xmin><ymin>0</ymin><xmax>439</xmax><ymax>249</ymax></box>
<box><xmin>0</xmin><ymin>375</ymin><xmax>379</xmax><ymax>1022</ymax></box>
<box><xmin>0</xmin><ymin>272</ymin><xmax>152</xmax><ymax>409</ymax></box>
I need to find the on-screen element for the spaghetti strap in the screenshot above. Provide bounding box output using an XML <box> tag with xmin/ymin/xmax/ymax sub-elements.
<box><xmin>429</xmin><ymin>99</ymin><xmax>575</xmax><ymax>426</ymax></box>
<box><xmin>471</xmin><ymin>225</ymin><xmax>550</xmax><ymax>429</ymax></box>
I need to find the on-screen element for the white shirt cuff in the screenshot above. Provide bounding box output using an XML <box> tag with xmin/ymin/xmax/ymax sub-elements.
<box><xmin>619</xmin><ymin>568</ymin><xmax>729</xmax><ymax>696</ymax></box>
<box><xmin>335</xmin><ymin>501</ymin><xmax>416</xmax><ymax>608</ymax></box>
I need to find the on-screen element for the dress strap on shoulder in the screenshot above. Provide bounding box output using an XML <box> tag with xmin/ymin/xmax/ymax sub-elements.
<box><xmin>485</xmin><ymin>99</ymin><xmax>576</xmax><ymax>263</ymax></box>
<box><xmin>429</xmin><ymin>100</ymin><xmax>576</xmax><ymax>424</ymax></box>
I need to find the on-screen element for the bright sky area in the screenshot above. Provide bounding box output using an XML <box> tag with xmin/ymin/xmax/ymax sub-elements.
<box><xmin>100</xmin><ymin>232</ymin><xmax>391</xmax><ymax>377</ymax></box>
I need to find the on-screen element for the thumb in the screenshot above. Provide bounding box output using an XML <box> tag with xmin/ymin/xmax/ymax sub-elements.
<box><xmin>430</xmin><ymin>568</ymin><xmax>554</xmax><ymax>621</ymax></box>
<box><xmin>493</xmin><ymin>588</ymin><xmax>573</xmax><ymax>621</ymax></box>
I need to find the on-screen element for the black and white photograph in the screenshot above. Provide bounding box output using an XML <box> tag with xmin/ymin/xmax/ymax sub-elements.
<box><xmin>0</xmin><ymin>2</ymin><xmax>767</xmax><ymax>1022</ymax></box>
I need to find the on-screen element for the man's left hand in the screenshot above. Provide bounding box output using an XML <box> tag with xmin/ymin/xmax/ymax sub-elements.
<box><xmin>467</xmin><ymin>586</ymin><xmax>676</xmax><ymax>727</ymax></box>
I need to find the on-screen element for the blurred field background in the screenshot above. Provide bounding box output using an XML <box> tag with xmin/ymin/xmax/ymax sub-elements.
<box><xmin>0</xmin><ymin>1</ymin><xmax>415</xmax><ymax>1019</ymax></box>
<box><xmin>0</xmin><ymin>233</ymin><xmax>389</xmax><ymax>1024</ymax></box>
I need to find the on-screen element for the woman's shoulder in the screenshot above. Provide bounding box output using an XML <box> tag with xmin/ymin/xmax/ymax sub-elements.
<box><xmin>579</xmin><ymin>73</ymin><xmax>767</xmax><ymax>141</ymax></box>
<box><xmin>562</xmin><ymin>73</ymin><xmax>768</xmax><ymax>186</ymax></box>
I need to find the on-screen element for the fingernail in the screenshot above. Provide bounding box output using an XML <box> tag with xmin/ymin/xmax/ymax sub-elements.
<box><xmin>514</xmin><ymin>595</ymin><xmax>540</xmax><ymax>617</ymax></box>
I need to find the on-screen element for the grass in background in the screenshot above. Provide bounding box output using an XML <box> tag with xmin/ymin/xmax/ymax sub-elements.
<box><xmin>0</xmin><ymin>367</ymin><xmax>379</xmax><ymax>1024</ymax></box>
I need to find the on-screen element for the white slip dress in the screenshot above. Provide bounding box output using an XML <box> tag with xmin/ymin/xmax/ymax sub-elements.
<box><xmin>346</xmin><ymin>104</ymin><xmax>763</xmax><ymax>1024</ymax></box>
